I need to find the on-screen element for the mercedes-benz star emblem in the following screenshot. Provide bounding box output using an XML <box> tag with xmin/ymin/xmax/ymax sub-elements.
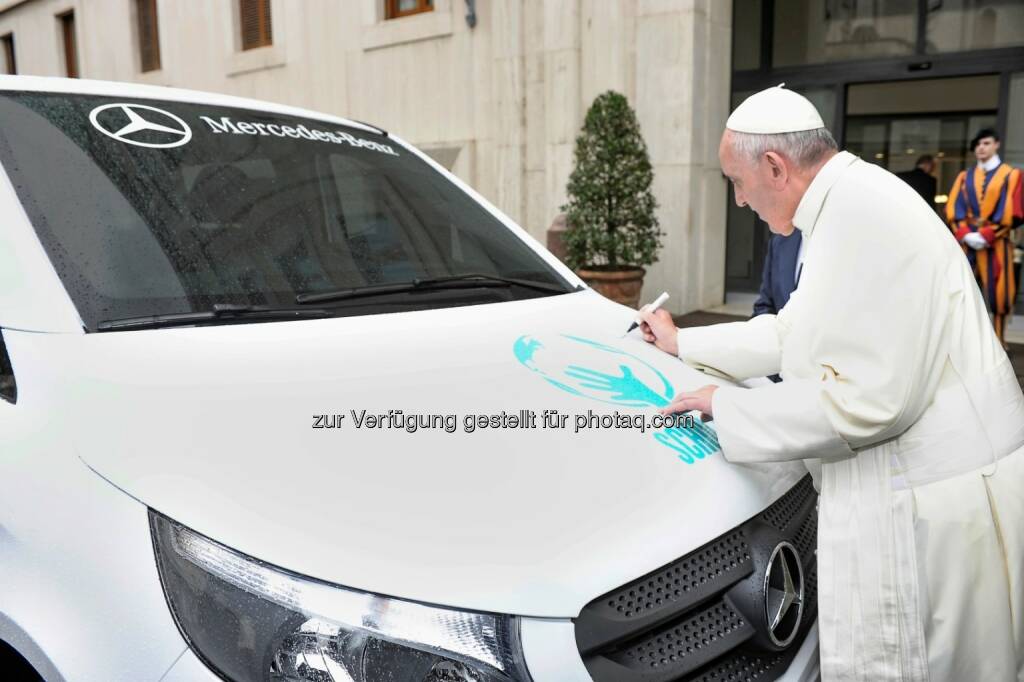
<box><xmin>88</xmin><ymin>103</ymin><xmax>192</xmax><ymax>149</ymax></box>
<box><xmin>764</xmin><ymin>541</ymin><xmax>804</xmax><ymax>647</ymax></box>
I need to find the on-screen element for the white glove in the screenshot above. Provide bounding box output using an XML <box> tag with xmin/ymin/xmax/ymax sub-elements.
<box><xmin>963</xmin><ymin>232</ymin><xmax>989</xmax><ymax>250</ymax></box>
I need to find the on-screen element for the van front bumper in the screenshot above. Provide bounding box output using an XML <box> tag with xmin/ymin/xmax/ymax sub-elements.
<box><xmin>161</xmin><ymin>617</ymin><xmax>819</xmax><ymax>682</ymax></box>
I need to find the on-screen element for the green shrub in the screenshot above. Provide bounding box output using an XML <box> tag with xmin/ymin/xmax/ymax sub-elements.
<box><xmin>562</xmin><ymin>91</ymin><xmax>662</xmax><ymax>269</ymax></box>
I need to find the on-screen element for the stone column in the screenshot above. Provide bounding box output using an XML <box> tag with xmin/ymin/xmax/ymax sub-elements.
<box><xmin>541</xmin><ymin>0</ymin><xmax>581</xmax><ymax>244</ymax></box>
<box><xmin>492</xmin><ymin>0</ymin><xmax>527</xmax><ymax>227</ymax></box>
<box><xmin>634</xmin><ymin>0</ymin><xmax>731</xmax><ymax>314</ymax></box>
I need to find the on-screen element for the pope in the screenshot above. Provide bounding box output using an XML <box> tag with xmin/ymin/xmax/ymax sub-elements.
<box><xmin>640</xmin><ymin>85</ymin><xmax>1024</xmax><ymax>681</ymax></box>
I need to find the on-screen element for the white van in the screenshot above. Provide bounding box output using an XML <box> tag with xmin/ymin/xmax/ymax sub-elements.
<box><xmin>0</xmin><ymin>75</ymin><xmax>820</xmax><ymax>682</ymax></box>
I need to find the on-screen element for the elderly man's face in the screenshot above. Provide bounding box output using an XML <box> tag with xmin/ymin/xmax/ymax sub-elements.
<box><xmin>719</xmin><ymin>130</ymin><xmax>798</xmax><ymax>236</ymax></box>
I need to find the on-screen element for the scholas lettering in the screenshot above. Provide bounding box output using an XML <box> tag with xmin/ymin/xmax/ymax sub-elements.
<box><xmin>654</xmin><ymin>422</ymin><xmax>720</xmax><ymax>464</ymax></box>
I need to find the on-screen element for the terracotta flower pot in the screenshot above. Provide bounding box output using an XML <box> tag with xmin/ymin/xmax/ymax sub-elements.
<box><xmin>575</xmin><ymin>266</ymin><xmax>646</xmax><ymax>308</ymax></box>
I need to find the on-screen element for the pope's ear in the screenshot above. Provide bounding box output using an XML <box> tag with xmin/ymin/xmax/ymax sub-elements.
<box><xmin>763</xmin><ymin>151</ymin><xmax>789</xmax><ymax>186</ymax></box>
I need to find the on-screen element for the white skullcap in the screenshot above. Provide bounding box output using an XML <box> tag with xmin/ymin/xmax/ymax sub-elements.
<box><xmin>726</xmin><ymin>83</ymin><xmax>825</xmax><ymax>134</ymax></box>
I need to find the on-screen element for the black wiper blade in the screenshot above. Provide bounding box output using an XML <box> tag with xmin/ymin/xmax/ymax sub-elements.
<box><xmin>296</xmin><ymin>273</ymin><xmax>572</xmax><ymax>305</ymax></box>
<box><xmin>296</xmin><ymin>281</ymin><xmax>427</xmax><ymax>305</ymax></box>
<box><xmin>96</xmin><ymin>303</ymin><xmax>333</xmax><ymax>331</ymax></box>
<box><xmin>415</xmin><ymin>273</ymin><xmax>574</xmax><ymax>293</ymax></box>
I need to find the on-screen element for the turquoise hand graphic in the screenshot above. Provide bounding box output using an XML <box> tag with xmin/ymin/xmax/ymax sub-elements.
<box><xmin>513</xmin><ymin>333</ymin><xmax>718</xmax><ymax>465</ymax></box>
<box><xmin>564</xmin><ymin>364</ymin><xmax>669</xmax><ymax>407</ymax></box>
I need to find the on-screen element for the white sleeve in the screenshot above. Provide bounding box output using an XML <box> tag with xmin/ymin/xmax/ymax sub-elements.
<box><xmin>710</xmin><ymin>379</ymin><xmax>856</xmax><ymax>463</ymax></box>
<box><xmin>676</xmin><ymin>313</ymin><xmax>781</xmax><ymax>381</ymax></box>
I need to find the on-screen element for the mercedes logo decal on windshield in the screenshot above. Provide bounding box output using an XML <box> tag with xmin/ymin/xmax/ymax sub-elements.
<box><xmin>88</xmin><ymin>103</ymin><xmax>192</xmax><ymax>148</ymax></box>
<box><xmin>764</xmin><ymin>541</ymin><xmax>805</xmax><ymax>647</ymax></box>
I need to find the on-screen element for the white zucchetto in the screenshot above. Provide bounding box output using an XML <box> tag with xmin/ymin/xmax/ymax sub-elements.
<box><xmin>726</xmin><ymin>84</ymin><xmax>825</xmax><ymax>134</ymax></box>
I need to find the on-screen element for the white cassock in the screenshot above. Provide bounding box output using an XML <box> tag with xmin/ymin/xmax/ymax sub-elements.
<box><xmin>679</xmin><ymin>151</ymin><xmax>1024</xmax><ymax>681</ymax></box>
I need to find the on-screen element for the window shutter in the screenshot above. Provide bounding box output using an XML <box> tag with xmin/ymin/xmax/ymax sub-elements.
<box><xmin>59</xmin><ymin>11</ymin><xmax>78</xmax><ymax>78</ymax></box>
<box><xmin>240</xmin><ymin>0</ymin><xmax>272</xmax><ymax>50</ymax></box>
<box><xmin>386</xmin><ymin>0</ymin><xmax>433</xmax><ymax>20</ymax></box>
<box><xmin>1</xmin><ymin>34</ymin><xmax>14</xmax><ymax>75</ymax></box>
<box><xmin>137</xmin><ymin>0</ymin><xmax>161</xmax><ymax>72</ymax></box>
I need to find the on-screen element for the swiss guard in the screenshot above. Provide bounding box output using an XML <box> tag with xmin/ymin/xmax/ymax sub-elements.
<box><xmin>946</xmin><ymin>128</ymin><xmax>1023</xmax><ymax>346</ymax></box>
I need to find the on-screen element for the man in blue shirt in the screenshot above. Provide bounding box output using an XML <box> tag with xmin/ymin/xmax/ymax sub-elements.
<box><xmin>752</xmin><ymin>229</ymin><xmax>802</xmax><ymax>317</ymax></box>
<box><xmin>752</xmin><ymin>230</ymin><xmax>802</xmax><ymax>382</ymax></box>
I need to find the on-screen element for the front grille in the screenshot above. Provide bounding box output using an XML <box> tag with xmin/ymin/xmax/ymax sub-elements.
<box><xmin>575</xmin><ymin>476</ymin><xmax>818</xmax><ymax>682</ymax></box>
<box><xmin>760</xmin><ymin>477</ymin><xmax>815</xmax><ymax>532</ymax></box>
<box><xmin>596</xmin><ymin>529</ymin><xmax>750</xmax><ymax>621</ymax></box>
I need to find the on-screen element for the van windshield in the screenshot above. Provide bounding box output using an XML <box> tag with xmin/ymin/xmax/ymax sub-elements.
<box><xmin>0</xmin><ymin>92</ymin><xmax>573</xmax><ymax>330</ymax></box>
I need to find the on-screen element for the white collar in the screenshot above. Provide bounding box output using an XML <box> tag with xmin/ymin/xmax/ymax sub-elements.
<box><xmin>791</xmin><ymin>151</ymin><xmax>859</xmax><ymax>239</ymax></box>
<box><xmin>978</xmin><ymin>155</ymin><xmax>1002</xmax><ymax>172</ymax></box>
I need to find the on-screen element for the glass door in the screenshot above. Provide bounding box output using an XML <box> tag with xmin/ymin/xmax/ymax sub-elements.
<box><xmin>845</xmin><ymin>112</ymin><xmax>996</xmax><ymax>212</ymax></box>
<box><xmin>844</xmin><ymin>75</ymin><xmax>999</xmax><ymax>213</ymax></box>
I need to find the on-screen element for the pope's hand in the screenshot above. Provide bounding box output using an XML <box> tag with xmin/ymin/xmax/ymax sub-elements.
<box><xmin>638</xmin><ymin>307</ymin><xmax>679</xmax><ymax>356</ymax></box>
<box><xmin>660</xmin><ymin>385</ymin><xmax>718</xmax><ymax>421</ymax></box>
<box><xmin>963</xmin><ymin>232</ymin><xmax>989</xmax><ymax>250</ymax></box>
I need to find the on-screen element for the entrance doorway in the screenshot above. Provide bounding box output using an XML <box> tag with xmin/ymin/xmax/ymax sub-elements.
<box><xmin>844</xmin><ymin>75</ymin><xmax>998</xmax><ymax>213</ymax></box>
<box><xmin>845</xmin><ymin>113</ymin><xmax>996</xmax><ymax>207</ymax></box>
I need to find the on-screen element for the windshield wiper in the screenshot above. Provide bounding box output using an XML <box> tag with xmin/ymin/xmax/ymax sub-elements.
<box><xmin>295</xmin><ymin>273</ymin><xmax>575</xmax><ymax>305</ymax></box>
<box><xmin>96</xmin><ymin>303</ymin><xmax>334</xmax><ymax>331</ymax></box>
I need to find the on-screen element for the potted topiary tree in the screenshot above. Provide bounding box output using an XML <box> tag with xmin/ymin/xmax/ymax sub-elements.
<box><xmin>562</xmin><ymin>90</ymin><xmax>662</xmax><ymax>308</ymax></box>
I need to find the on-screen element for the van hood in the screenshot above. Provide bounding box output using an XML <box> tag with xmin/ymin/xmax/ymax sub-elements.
<box><xmin>61</xmin><ymin>290</ymin><xmax>803</xmax><ymax>617</ymax></box>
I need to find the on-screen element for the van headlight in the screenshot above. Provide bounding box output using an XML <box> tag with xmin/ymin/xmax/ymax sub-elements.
<box><xmin>150</xmin><ymin>511</ymin><xmax>532</xmax><ymax>682</ymax></box>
